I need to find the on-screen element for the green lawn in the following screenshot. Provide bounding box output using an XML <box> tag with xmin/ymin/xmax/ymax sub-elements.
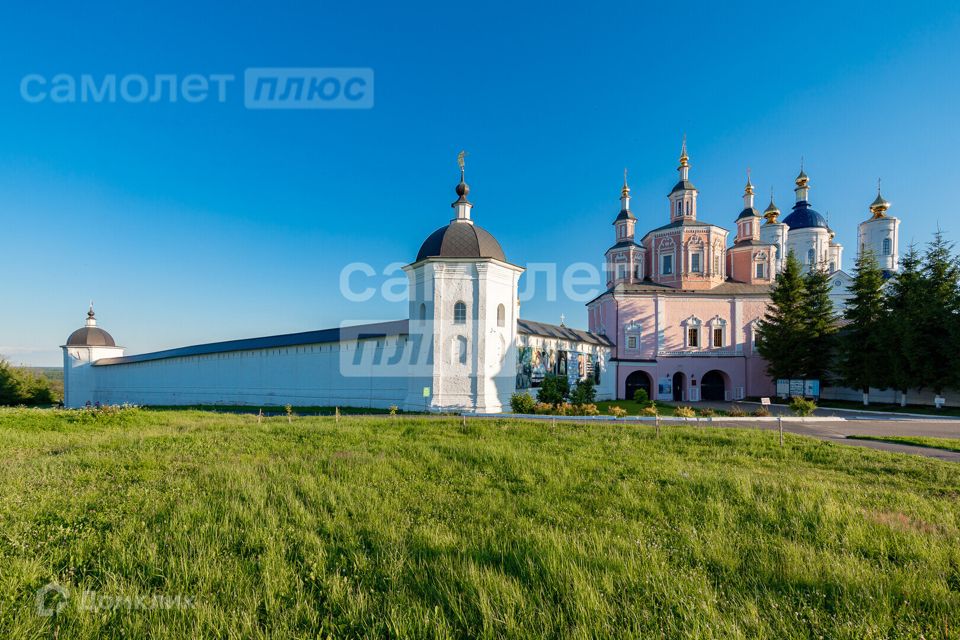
<box><xmin>851</xmin><ymin>435</ymin><xmax>960</xmax><ymax>454</ymax></box>
<box><xmin>1</xmin><ymin>408</ymin><xmax>959</xmax><ymax>638</ymax></box>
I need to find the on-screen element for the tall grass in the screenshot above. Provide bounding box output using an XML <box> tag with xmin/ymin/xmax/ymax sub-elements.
<box><xmin>0</xmin><ymin>408</ymin><xmax>958</xmax><ymax>638</ymax></box>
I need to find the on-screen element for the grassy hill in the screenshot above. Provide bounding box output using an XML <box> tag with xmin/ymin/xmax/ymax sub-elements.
<box><xmin>1</xmin><ymin>408</ymin><xmax>958</xmax><ymax>638</ymax></box>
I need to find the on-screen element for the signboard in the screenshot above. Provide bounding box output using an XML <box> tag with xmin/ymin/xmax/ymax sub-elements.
<box><xmin>776</xmin><ymin>379</ymin><xmax>789</xmax><ymax>397</ymax></box>
<box><xmin>761</xmin><ymin>397</ymin><xmax>771</xmax><ymax>406</ymax></box>
<box><xmin>422</xmin><ymin>386</ymin><xmax>430</xmax><ymax>398</ymax></box>
<box><xmin>935</xmin><ymin>396</ymin><xmax>946</xmax><ymax>409</ymax></box>
<box><xmin>789</xmin><ymin>379</ymin><xmax>804</xmax><ymax>397</ymax></box>
<box><xmin>778</xmin><ymin>379</ymin><xmax>820</xmax><ymax>398</ymax></box>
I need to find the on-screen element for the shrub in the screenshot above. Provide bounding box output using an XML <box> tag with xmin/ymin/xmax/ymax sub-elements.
<box><xmin>509</xmin><ymin>393</ymin><xmax>536</xmax><ymax>414</ymax></box>
<box><xmin>533</xmin><ymin>402</ymin><xmax>555</xmax><ymax>415</ymax></box>
<box><xmin>675</xmin><ymin>406</ymin><xmax>696</xmax><ymax>418</ymax></box>
<box><xmin>555</xmin><ymin>402</ymin><xmax>574</xmax><ymax>416</ymax></box>
<box><xmin>697</xmin><ymin>407</ymin><xmax>716</xmax><ymax>417</ymax></box>
<box><xmin>0</xmin><ymin>359</ymin><xmax>57</xmax><ymax>406</ymax></box>
<box><xmin>641</xmin><ymin>404</ymin><xmax>658</xmax><ymax>416</ymax></box>
<box><xmin>790</xmin><ymin>396</ymin><xmax>817</xmax><ymax>417</ymax></box>
<box><xmin>752</xmin><ymin>406</ymin><xmax>771</xmax><ymax>417</ymax></box>
<box><xmin>632</xmin><ymin>388</ymin><xmax>651</xmax><ymax>406</ymax></box>
<box><xmin>728</xmin><ymin>404</ymin><xmax>747</xmax><ymax>417</ymax></box>
<box><xmin>607</xmin><ymin>405</ymin><xmax>627</xmax><ymax>418</ymax></box>
<box><xmin>577</xmin><ymin>403</ymin><xmax>600</xmax><ymax>416</ymax></box>
<box><xmin>389</xmin><ymin>405</ymin><xmax>399</xmax><ymax>416</ymax></box>
<box><xmin>569</xmin><ymin>379</ymin><xmax>597</xmax><ymax>406</ymax></box>
<box><xmin>537</xmin><ymin>374</ymin><xmax>569</xmax><ymax>407</ymax></box>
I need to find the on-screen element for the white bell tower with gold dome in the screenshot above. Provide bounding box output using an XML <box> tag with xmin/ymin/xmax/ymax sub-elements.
<box><xmin>857</xmin><ymin>182</ymin><xmax>900</xmax><ymax>273</ymax></box>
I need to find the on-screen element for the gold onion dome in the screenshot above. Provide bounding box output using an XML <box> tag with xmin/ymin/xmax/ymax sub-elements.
<box><xmin>763</xmin><ymin>192</ymin><xmax>780</xmax><ymax>223</ymax></box>
<box><xmin>678</xmin><ymin>136</ymin><xmax>689</xmax><ymax>168</ymax></box>
<box><xmin>795</xmin><ymin>168</ymin><xmax>809</xmax><ymax>188</ymax></box>
<box><xmin>870</xmin><ymin>187</ymin><xmax>891</xmax><ymax>219</ymax></box>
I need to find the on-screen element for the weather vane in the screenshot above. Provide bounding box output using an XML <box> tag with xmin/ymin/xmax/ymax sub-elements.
<box><xmin>457</xmin><ymin>150</ymin><xmax>467</xmax><ymax>170</ymax></box>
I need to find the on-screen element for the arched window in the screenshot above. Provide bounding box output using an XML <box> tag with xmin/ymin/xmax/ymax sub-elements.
<box><xmin>497</xmin><ymin>303</ymin><xmax>505</xmax><ymax>327</ymax></box>
<box><xmin>457</xmin><ymin>335</ymin><xmax>468</xmax><ymax>364</ymax></box>
<box><xmin>676</xmin><ymin>201</ymin><xmax>682</xmax><ymax>216</ymax></box>
<box><xmin>454</xmin><ymin>301</ymin><xmax>466</xmax><ymax>324</ymax></box>
<box><xmin>807</xmin><ymin>248</ymin><xmax>815</xmax><ymax>265</ymax></box>
<box><xmin>419</xmin><ymin>303</ymin><xmax>426</xmax><ymax>321</ymax></box>
<box><xmin>882</xmin><ymin>238</ymin><xmax>892</xmax><ymax>256</ymax></box>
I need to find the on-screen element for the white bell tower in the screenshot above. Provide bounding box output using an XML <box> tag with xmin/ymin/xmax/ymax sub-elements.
<box><xmin>858</xmin><ymin>182</ymin><xmax>900</xmax><ymax>273</ymax></box>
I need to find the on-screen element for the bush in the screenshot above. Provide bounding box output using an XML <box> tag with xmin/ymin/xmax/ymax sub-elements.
<box><xmin>533</xmin><ymin>402</ymin><xmax>555</xmax><ymax>415</ymax></box>
<box><xmin>0</xmin><ymin>360</ymin><xmax>57</xmax><ymax>406</ymax></box>
<box><xmin>675</xmin><ymin>406</ymin><xmax>696</xmax><ymax>418</ymax></box>
<box><xmin>728</xmin><ymin>404</ymin><xmax>747</xmax><ymax>417</ymax></box>
<box><xmin>509</xmin><ymin>393</ymin><xmax>536</xmax><ymax>414</ymax></box>
<box><xmin>632</xmin><ymin>388</ymin><xmax>651</xmax><ymax>406</ymax></box>
<box><xmin>555</xmin><ymin>402</ymin><xmax>574</xmax><ymax>416</ymax></box>
<box><xmin>569</xmin><ymin>379</ymin><xmax>596</xmax><ymax>406</ymax></box>
<box><xmin>537</xmin><ymin>375</ymin><xmax>569</xmax><ymax>407</ymax></box>
<box><xmin>752</xmin><ymin>406</ymin><xmax>771</xmax><ymax>417</ymax></box>
<box><xmin>790</xmin><ymin>396</ymin><xmax>817</xmax><ymax>417</ymax></box>
<box><xmin>577</xmin><ymin>403</ymin><xmax>599</xmax><ymax>416</ymax></box>
<box><xmin>641</xmin><ymin>404</ymin><xmax>658</xmax><ymax>416</ymax></box>
<box><xmin>696</xmin><ymin>407</ymin><xmax>715</xmax><ymax>417</ymax></box>
<box><xmin>607</xmin><ymin>405</ymin><xmax>627</xmax><ymax>418</ymax></box>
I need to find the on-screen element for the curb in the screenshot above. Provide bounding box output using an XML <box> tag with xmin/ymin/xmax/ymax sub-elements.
<box><xmin>740</xmin><ymin>401</ymin><xmax>960</xmax><ymax>421</ymax></box>
<box><xmin>471</xmin><ymin>413</ymin><xmax>843</xmax><ymax>424</ymax></box>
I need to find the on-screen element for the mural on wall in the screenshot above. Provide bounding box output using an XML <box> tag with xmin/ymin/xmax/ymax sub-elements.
<box><xmin>518</xmin><ymin>346</ymin><xmax>597</xmax><ymax>389</ymax></box>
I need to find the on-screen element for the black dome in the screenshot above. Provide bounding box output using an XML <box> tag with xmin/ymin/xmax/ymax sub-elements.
<box><xmin>782</xmin><ymin>202</ymin><xmax>829</xmax><ymax>230</ymax></box>
<box><xmin>67</xmin><ymin>326</ymin><xmax>116</xmax><ymax>347</ymax></box>
<box><xmin>416</xmin><ymin>222</ymin><xmax>507</xmax><ymax>262</ymax></box>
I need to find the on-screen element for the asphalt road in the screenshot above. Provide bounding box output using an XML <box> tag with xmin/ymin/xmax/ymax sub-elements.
<box><xmin>709</xmin><ymin>417</ymin><xmax>960</xmax><ymax>462</ymax></box>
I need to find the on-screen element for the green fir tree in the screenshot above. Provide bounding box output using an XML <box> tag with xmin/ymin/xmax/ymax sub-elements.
<box><xmin>837</xmin><ymin>248</ymin><xmax>887</xmax><ymax>403</ymax></box>
<box><xmin>756</xmin><ymin>251</ymin><xmax>807</xmax><ymax>380</ymax></box>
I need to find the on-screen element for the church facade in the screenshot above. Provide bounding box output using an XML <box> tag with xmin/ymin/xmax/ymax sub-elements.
<box><xmin>62</xmin><ymin>143</ymin><xmax>902</xmax><ymax>410</ymax></box>
<box><xmin>587</xmin><ymin>142</ymin><xmax>900</xmax><ymax>402</ymax></box>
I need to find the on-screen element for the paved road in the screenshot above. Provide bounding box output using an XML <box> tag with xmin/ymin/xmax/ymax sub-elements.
<box><xmin>709</xmin><ymin>418</ymin><xmax>960</xmax><ymax>462</ymax></box>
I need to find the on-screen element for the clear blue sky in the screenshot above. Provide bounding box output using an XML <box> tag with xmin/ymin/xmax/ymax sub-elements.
<box><xmin>2</xmin><ymin>1</ymin><xmax>959</xmax><ymax>366</ymax></box>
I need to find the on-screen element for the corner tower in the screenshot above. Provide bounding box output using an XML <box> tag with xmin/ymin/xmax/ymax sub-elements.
<box><xmin>61</xmin><ymin>305</ymin><xmax>124</xmax><ymax>407</ymax></box>
<box><xmin>403</xmin><ymin>153</ymin><xmax>524</xmax><ymax>413</ymax></box>
<box><xmin>668</xmin><ymin>136</ymin><xmax>698</xmax><ymax>222</ymax></box>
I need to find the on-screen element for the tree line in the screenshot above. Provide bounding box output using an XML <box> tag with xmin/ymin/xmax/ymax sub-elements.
<box><xmin>756</xmin><ymin>232</ymin><xmax>960</xmax><ymax>404</ymax></box>
<box><xmin>0</xmin><ymin>359</ymin><xmax>58</xmax><ymax>406</ymax></box>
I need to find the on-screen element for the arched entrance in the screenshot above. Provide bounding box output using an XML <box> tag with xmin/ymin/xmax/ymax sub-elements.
<box><xmin>672</xmin><ymin>372</ymin><xmax>685</xmax><ymax>402</ymax></box>
<box><xmin>624</xmin><ymin>370</ymin><xmax>652</xmax><ymax>401</ymax></box>
<box><xmin>701</xmin><ymin>370</ymin><xmax>727</xmax><ymax>402</ymax></box>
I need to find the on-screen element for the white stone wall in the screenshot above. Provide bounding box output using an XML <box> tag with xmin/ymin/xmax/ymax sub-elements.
<box><xmin>70</xmin><ymin>337</ymin><xmax>413</xmax><ymax>409</ymax></box>
<box><xmin>787</xmin><ymin>227</ymin><xmax>831</xmax><ymax>270</ymax></box>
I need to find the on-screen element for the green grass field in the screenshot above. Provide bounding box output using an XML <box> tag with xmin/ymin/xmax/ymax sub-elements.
<box><xmin>1</xmin><ymin>408</ymin><xmax>958</xmax><ymax>638</ymax></box>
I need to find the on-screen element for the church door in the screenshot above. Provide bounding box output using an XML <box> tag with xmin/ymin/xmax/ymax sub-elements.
<box><xmin>672</xmin><ymin>372</ymin><xmax>685</xmax><ymax>402</ymax></box>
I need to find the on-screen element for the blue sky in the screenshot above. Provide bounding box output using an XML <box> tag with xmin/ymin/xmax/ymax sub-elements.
<box><xmin>2</xmin><ymin>1</ymin><xmax>959</xmax><ymax>366</ymax></box>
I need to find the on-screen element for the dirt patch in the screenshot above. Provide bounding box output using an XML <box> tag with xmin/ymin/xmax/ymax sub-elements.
<box><xmin>864</xmin><ymin>509</ymin><xmax>942</xmax><ymax>535</ymax></box>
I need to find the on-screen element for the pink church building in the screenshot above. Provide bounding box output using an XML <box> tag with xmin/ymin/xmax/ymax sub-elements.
<box><xmin>587</xmin><ymin>142</ymin><xmax>778</xmax><ymax>402</ymax></box>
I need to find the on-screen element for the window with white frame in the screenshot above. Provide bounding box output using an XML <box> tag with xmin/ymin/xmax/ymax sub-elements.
<box><xmin>883</xmin><ymin>237</ymin><xmax>892</xmax><ymax>255</ymax></box>
<box><xmin>682</xmin><ymin>317</ymin><xmax>702</xmax><ymax>348</ymax></box>
<box><xmin>713</xmin><ymin>327</ymin><xmax>723</xmax><ymax>348</ymax></box>
<box><xmin>807</xmin><ymin>248</ymin><xmax>816</xmax><ymax>265</ymax></box>
<box><xmin>691</xmin><ymin>252</ymin><xmax>702</xmax><ymax>273</ymax></box>
<box><xmin>661</xmin><ymin>253</ymin><xmax>673</xmax><ymax>275</ymax></box>
<box><xmin>755</xmin><ymin>261</ymin><xmax>765</xmax><ymax>279</ymax></box>
<box><xmin>454</xmin><ymin>301</ymin><xmax>466</xmax><ymax>324</ymax></box>
<box><xmin>624</xmin><ymin>320</ymin><xmax>641</xmax><ymax>351</ymax></box>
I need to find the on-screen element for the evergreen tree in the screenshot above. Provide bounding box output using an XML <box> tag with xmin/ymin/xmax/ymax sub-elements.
<box><xmin>837</xmin><ymin>248</ymin><xmax>887</xmax><ymax>403</ymax></box>
<box><xmin>756</xmin><ymin>251</ymin><xmax>807</xmax><ymax>379</ymax></box>
<box><xmin>916</xmin><ymin>232</ymin><xmax>960</xmax><ymax>395</ymax></box>
<box><xmin>800</xmin><ymin>263</ymin><xmax>839</xmax><ymax>382</ymax></box>
<box><xmin>881</xmin><ymin>246</ymin><xmax>925</xmax><ymax>403</ymax></box>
